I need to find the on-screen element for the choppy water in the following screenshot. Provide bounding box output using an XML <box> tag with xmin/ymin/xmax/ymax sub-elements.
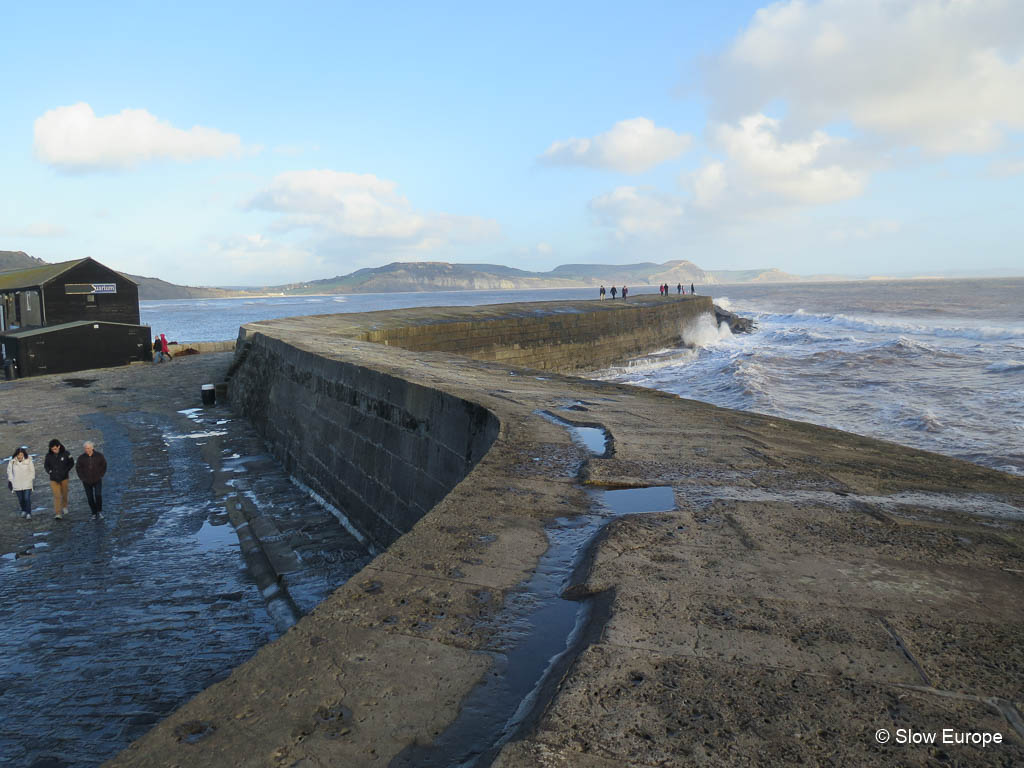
<box><xmin>601</xmin><ymin>278</ymin><xmax>1024</xmax><ymax>476</ymax></box>
<box><xmin>141</xmin><ymin>278</ymin><xmax>1024</xmax><ymax>476</ymax></box>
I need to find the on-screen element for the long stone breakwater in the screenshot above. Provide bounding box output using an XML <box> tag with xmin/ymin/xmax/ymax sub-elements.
<box><xmin>113</xmin><ymin>295</ymin><xmax>1024</xmax><ymax>767</ymax></box>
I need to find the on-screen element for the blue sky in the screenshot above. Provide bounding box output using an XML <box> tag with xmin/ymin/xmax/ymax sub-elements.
<box><xmin>2</xmin><ymin>1</ymin><xmax>1022</xmax><ymax>286</ymax></box>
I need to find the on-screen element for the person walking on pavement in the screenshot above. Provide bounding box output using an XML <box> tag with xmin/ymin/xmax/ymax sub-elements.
<box><xmin>76</xmin><ymin>441</ymin><xmax>107</xmax><ymax>520</ymax></box>
<box><xmin>7</xmin><ymin>447</ymin><xmax>35</xmax><ymax>519</ymax></box>
<box><xmin>599</xmin><ymin>285</ymin><xmax>606</xmax><ymax>300</ymax></box>
<box><xmin>622</xmin><ymin>285</ymin><xmax>629</xmax><ymax>299</ymax></box>
<box><xmin>610</xmin><ymin>286</ymin><xmax>617</xmax><ymax>299</ymax></box>
<box><xmin>691</xmin><ymin>283</ymin><xmax>695</xmax><ymax>295</ymax></box>
<box><xmin>44</xmin><ymin>439</ymin><xmax>74</xmax><ymax>520</ymax></box>
<box><xmin>159</xmin><ymin>333</ymin><xmax>171</xmax><ymax>362</ymax></box>
<box><xmin>677</xmin><ymin>283</ymin><xmax>682</xmax><ymax>294</ymax></box>
<box><xmin>153</xmin><ymin>336</ymin><xmax>164</xmax><ymax>363</ymax></box>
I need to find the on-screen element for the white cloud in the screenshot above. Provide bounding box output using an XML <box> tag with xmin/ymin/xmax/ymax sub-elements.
<box><xmin>246</xmin><ymin>170</ymin><xmax>499</xmax><ymax>247</ymax></box>
<box><xmin>540</xmin><ymin>118</ymin><xmax>692</xmax><ymax>173</ymax></box>
<box><xmin>34</xmin><ymin>102</ymin><xmax>247</xmax><ymax>172</ymax></box>
<box><xmin>0</xmin><ymin>221</ymin><xmax>69</xmax><ymax>237</ymax></box>
<box><xmin>202</xmin><ymin>234</ymin><xmax>322</xmax><ymax>285</ymax></box>
<box><xmin>709</xmin><ymin>0</ymin><xmax>1024</xmax><ymax>154</ymax></box>
<box><xmin>589</xmin><ymin>186</ymin><xmax>685</xmax><ymax>239</ymax></box>
<box><xmin>692</xmin><ymin>114</ymin><xmax>867</xmax><ymax>211</ymax></box>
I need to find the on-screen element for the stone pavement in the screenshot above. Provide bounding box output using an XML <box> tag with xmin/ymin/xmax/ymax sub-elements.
<box><xmin>0</xmin><ymin>355</ymin><xmax>371</xmax><ymax>766</ymax></box>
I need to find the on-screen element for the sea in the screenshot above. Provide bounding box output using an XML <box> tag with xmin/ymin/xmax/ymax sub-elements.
<box><xmin>141</xmin><ymin>278</ymin><xmax>1024</xmax><ymax>477</ymax></box>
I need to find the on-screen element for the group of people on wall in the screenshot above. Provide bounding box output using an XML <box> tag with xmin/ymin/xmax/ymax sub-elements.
<box><xmin>598</xmin><ymin>282</ymin><xmax>697</xmax><ymax>300</ymax></box>
<box><xmin>598</xmin><ymin>285</ymin><xmax>629</xmax><ymax>299</ymax></box>
<box><xmin>6</xmin><ymin>440</ymin><xmax>107</xmax><ymax>521</ymax></box>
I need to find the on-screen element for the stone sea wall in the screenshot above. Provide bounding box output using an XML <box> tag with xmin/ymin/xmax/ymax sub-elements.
<box><xmin>227</xmin><ymin>295</ymin><xmax>712</xmax><ymax>550</ymax></box>
<box><xmin>361</xmin><ymin>294</ymin><xmax>713</xmax><ymax>371</ymax></box>
<box><xmin>227</xmin><ymin>332</ymin><xmax>500</xmax><ymax>550</ymax></box>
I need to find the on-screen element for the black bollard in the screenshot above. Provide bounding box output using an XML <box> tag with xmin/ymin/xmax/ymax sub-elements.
<box><xmin>201</xmin><ymin>384</ymin><xmax>216</xmax><ymax>406</ymax></box>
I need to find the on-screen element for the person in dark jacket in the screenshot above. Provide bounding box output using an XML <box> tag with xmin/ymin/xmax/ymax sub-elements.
<box><xmin>44</xmin><ymin>439</ymin><xmax>74</xmax><ymax>520</ymax></box>
<box><xmin>76</xmin><ymin>441</ymin><xmax>107</xmax><ymax>519</ymax></box>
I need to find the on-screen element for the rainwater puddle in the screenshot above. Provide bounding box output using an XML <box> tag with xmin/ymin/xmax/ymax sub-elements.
<box><xmin>196</xmin><ymin>520</ymin><xmax>238</xmax><ymax>552</ymax></box>
<box><xmin>394</xmin><ymin>486</ymin><xmax>674</xmax><ymax>768</ymax></box>
<box><xmin>536</xmin><ymin>411</ymin><xmax>609</xmax><ymax>457</ymax></box>
<box><xmin>164</xmin><ymin>431</ymin><xmax>229</xmax><ymax>440</ymax></box>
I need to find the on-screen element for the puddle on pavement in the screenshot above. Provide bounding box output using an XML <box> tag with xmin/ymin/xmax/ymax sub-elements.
<box><xmin>536</xmin><ymin>410</ymin><xmax>609</xmax><ymax>457</ymax></box>
<box><xmin>197</xmin><ymin>520</ymin><xmax>238</xmax><ymax>552</ymax></box>
<box><xmin>394</xmin><ymin>485</ymin><xmax>674</xmax><ymax>768</ymax></box>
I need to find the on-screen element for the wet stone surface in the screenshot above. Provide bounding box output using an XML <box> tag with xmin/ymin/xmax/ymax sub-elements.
<box><xmin>0</xmin><ymin>355</ymin><xmax>371</xmax><ymax>766</ymax></box>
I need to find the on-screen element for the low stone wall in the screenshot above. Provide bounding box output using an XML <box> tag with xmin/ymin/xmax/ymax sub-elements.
<box><xmin>360</xmin><ymin>294</ymin><xmax>712</xmax><ymax>371</ymax></box>
<box><xmin>228</xmin><ymin>332</ymin><xmax>499</xmax><ymax>550</ymax></box>
<box><xmin>167</xmin><ymin>340</ymin><xmax>235</xmax><ymax>356</ymax></box>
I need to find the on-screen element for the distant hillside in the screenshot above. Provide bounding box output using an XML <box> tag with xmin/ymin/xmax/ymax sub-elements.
<box><xmin>126</xmin><ymin>275</ymin><xmax>238</xmax><ymax>300</ymax></box>
<box><xmin>0</xmin><ymin>249</ymin><xmax>240</xmax><ymax>300</ymax></box>
<box><xmin>0</xmin><ymin>250</ymin><xmax>47</xmax><ymax>272</ymax></box>
<box><xmin>276</xmin><ymin>259</ymin><xmax>714</xmax><ymax>294</ymax></box>
<box><xmin>708</xmin><ymin>268</ymin><xmax>800</xmax><ymax>283</ymax></box>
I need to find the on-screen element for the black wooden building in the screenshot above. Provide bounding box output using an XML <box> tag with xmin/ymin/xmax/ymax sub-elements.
<box><xmin>0</xmin><ymin>257</ymin><xmax>151</xmax><ymax>377</ymax></box>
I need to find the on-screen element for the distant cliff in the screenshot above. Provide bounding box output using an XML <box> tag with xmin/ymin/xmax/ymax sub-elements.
<box><xmin>275</xmin><ymin>259</ymin><xmax>717</xmax><ymax>294</ymax></box>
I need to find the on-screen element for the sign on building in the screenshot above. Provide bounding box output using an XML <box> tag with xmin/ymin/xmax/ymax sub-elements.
<box><xmin>65</xmin><ymin>283</ymin><xmax>118</xmax><ymax>295</ymax></box>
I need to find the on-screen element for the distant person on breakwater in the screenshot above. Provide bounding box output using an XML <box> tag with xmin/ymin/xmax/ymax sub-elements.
<box><xmin>610</xmin><ymin>286</ymin><xmax>617</xmax><ymax>299</ymax></box>
<box><xmin>44</xmin><ymin>439</ymin><xmax>74</xmax><ymax>520</ymax></box>
<box><xmin>599</xmin><ymin>285</ymin><xmax>606</xmax><ymax>300</ymax></box>
<box><xmin>677</xmin><ymin>283</ymin><xmax>682</xmax><ymax>294</ymax></box>
<box><xmin>691</xmin><ymin>283</ymin><xmax>695</xmax><ymax>295</ymax></box>
<box><xmin>622</xmin><ymin>286</ymin><xmax>628</xmax><ymax>299</ymax></box>
<box><xmin>7</xmin><ymin>447</ymin><xmax>35</xmax><ymax>520</ymax></box>
<box><xmin>76</xmin><ymin>441</ymin><xmax>107</xmax><ymax>520</ymax></box>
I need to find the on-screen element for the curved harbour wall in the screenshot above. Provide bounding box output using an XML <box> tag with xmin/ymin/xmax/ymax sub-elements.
<box><xmin>228</xmin><ymin>332</ymin><xmax>500</xmax><ymax>550</ymax></box>
<box><xmin>227</xmin><ymin>295</ymin><xmax>710</xmax><ymax>549</ymax></box>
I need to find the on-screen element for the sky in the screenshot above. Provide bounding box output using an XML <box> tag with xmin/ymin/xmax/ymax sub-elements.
<box><xmin>2</xmin><ymin>0</ymin><xmax>1022</xmax><ymax>286</ymax></box>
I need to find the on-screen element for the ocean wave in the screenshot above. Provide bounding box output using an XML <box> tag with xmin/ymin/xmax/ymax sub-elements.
<box><xmin>682</xmin><ymin>313</ymin><xmax>734</xmax><ymax>347</ymax></box>
<box><xmin>984</xmin><ymin>360</ymin><xmax>1024</xmax><ymax>373</ymax></box>
<box><xmin>756</xmin><ymin>310</ymin><xmax>1024</xmax><ymax>341</ymax></box>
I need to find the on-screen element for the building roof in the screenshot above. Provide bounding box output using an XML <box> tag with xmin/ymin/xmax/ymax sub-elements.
<box><xmin>0</xmin><ymin>257</ymin><xmax>138</xmax><ymax>292</ymax></box>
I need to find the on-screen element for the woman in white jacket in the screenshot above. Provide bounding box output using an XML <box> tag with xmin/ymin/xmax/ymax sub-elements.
<box><xmin>7</xmin><ymin>447</ymin><xmax>36</xmax><ymax>519</ymax></box>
